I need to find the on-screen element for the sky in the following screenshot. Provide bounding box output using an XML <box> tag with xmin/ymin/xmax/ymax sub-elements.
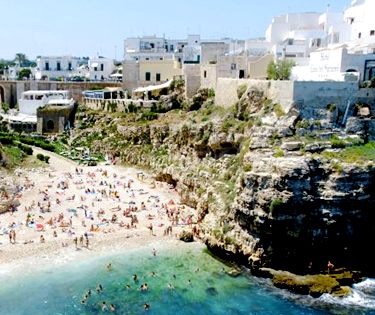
<box><xmin>0</xmin><ymin>0</ymin><xmax>351</xmax><ymax>61</ymax></box>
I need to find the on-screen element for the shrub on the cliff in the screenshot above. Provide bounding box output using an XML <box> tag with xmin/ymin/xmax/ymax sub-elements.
<box><xmin>237</xmin><ymin>84</ymin><xmax>247</xmax><ymax>99</ymax></box>
<box><xmin>221</xmin><ymin>118</ymin><xmax>235</xmax><ymax>132</ymax></box>
<box><xmin>18</xmin><ymin>143</ymin><xmax>33</xmax><ymax>155</ymax></box>
<box><xmin>331</xmin><ymin>139</ymin><xmax>346</xmax><ymax>149</ymax></box>
<box><xmin>273</xmin><ymin>150</ymin><xmax>284</xmax><ymax>158</ymax></box>
<box><xmin>139</xmin><ymin>111</ymin><xmax>158</xmax><ymax>122</ymax></box>
<box><xmin>274</xmin><ymin>104</ymin><xmax>285</xmax><ymax>117</ymax></box>
<box><xmin>0</xmin><ymin>136</ymin><xmax>14</xmax><ymax>145</ymax></box>
<box><xmin>269</xmin><ymin>199</ymin><xmax>285</xmax><ymax>215</ymax></box>
<box><xmin>36</xmin><ymin>153</ymin><xmax>44</xmax><ymax>161</ymax></box>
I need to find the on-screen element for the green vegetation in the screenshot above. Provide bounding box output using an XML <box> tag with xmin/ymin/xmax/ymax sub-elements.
<box><xmin>267</xmin><ymin>60</ymin><xmax>295</xmax><ymax>80</ymax></box>
<box><xmin>1</xmin><ymin>146</ymin><xmax>25</xmax><ymax>166</ymax></box>
<box><xmin>0</xmin><ymin>132</ymin><xmax>58</xmax><ymax>153</ymax></box>
<box><xmin>18</xmin><ymin>68</ymin><xmax>32</xmax><ymax>80</ymax></box>
<box><xmin>269</xmin><ymin>199</ymin><xmax>285</xmax><ymax>215</ymax></box>
<box><xmin>18</xmin><ymin>143</ymin><xmax>33</xmax><ymax>155</ymax></box>
<box><xmin>221</xmin><ymin>118</ymin><xmax>236</xmax><ymax>132</ymax></box>
<box><xmin>322</xmin><ymin>141</ymin><xmax>375</xmax><ymax>164</ymax></box>
<box><xmin>331</xmin><ymin>139</ymin><xmax>346</xmax><ymax>149</ymax></box>
<box><xmin>36</xmin><ymin>153</ymin><xmax>50</xmax><ymax>163</ymax></box>
<box><xmin>1</xmin><ymin>102</ymin><xmax>10</xmax><ymax>114</ymax></box>
<box><xmin>237</xmin><ymin>84</ymin><xmax>247</xmax><ymax>99</ymax></box>
<box><xmin>274</xmin><ymin>104</ymin><xmax>286</xmax><ymax>117</ymax></box>
<box><xmin>273</xmin><ymin>150</ymin><xmax>285</xmax><ymax>158</ymax></box>
<box><xmin>327</xmin><ymin>103</ymin><xmax>337</xmax><ymax>112</ymax></box>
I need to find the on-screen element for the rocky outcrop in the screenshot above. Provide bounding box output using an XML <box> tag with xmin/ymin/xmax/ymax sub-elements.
<box><xmin>258</xmin><ymin>268</ymin><xmax>353</xmax><ymax>298</ymax></box>
<box><xmin>73</xmin><ymin>90</ymin><xmax>375</xmax><ymax>277</ymax></box>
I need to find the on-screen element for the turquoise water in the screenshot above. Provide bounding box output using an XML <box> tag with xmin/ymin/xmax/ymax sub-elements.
<box><xmin>1</xmin><ymin>242</ymin><xmax>375</xmax><ymax>315</ymax></box>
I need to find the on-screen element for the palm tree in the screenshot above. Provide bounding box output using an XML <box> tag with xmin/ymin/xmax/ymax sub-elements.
<box><xmin>14</xmin><ymin>53</ymin><xmax>27</xmax><ymax>67</ymax></box>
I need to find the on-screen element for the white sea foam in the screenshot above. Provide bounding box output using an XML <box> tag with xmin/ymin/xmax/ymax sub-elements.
<box><xmin>354</xmin><ymin>278</ymin><xmax>375</xmax><ymax>290</ymax></box>
<box><xmin>319</xmin><ymin>289</ymin><xmax>375</xmax><ymax>309</ymax></box>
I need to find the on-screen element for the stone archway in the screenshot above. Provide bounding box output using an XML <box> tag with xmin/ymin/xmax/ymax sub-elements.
<box><xmin>47</xmin><ymin>120</ymin><xmax>55</xmax><ymax>131</ymax></box>
<box><xmin>0</xmin><ymin>84</ymin><xmax>5</xmax><ymax>104</ymax></box>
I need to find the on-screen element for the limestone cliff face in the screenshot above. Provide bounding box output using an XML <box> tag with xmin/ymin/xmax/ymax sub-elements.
<box><xmin>74</xmin><ymin>87</ymin><xmax>375</xmax><ymax>274</ymax></box>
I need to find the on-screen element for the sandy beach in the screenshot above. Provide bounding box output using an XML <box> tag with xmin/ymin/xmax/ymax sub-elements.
<box><xmin>0</xmin><ymin>147</ymin><xmax>196</xmax><ymax>274</ymax></box>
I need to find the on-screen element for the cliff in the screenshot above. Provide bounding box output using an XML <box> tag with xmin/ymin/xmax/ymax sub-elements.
<box><xmin>70</xmin><ymin>84</ymin><xmax>375</xmax><ymax>275</ymax></box>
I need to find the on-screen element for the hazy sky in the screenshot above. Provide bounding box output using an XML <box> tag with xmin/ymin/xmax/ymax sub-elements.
<box><xmin>0</xmin><ymin>0</ymin><xmax>350</xmax><ymax>61</ymax></box>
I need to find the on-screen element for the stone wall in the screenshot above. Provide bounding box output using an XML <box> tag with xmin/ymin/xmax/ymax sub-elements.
<box><xmin>184</xmin><ymin>64</ymin><xmax>201</xmax><ymax>98</ymax></box>
<box><xmin>200</xmin><ymin>64</ymin><xmax>217</xmax><ymax>90</ymax></box>
<box><xmin>84</xmin><ymin>98</ymin><xmax>157</xmax><ymax>112</ymax></box>
<box><xmin>248</xmin><ymin>54</ymin><xmax>274</xmax><ymax>79</ymax></box>
<box><xmin>215</xmin><ymin>78</ymin><xmax>253</xmax><ymax>107</ymax></box>
<box><xmin>215</xmin><ymin>79</ymin><xmax>375</xmax><ymax>119</ymax></box>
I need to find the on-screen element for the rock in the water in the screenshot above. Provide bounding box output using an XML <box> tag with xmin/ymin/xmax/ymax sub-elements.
<box><xmin>179</xmin><ymin>231</ymin><xmax>194</xmax><ymax>242</ymax></box>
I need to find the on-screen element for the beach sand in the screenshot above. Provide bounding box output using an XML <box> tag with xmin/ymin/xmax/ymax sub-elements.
<box><xmin>0</xmin><ymin>147</ymin><xmax>196</xmax><ymax>274</ymax></box>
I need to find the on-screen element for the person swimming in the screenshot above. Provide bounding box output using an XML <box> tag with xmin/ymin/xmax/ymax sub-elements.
<box><xmin>133</xmin><ymin>274</ymin><xmax>138</xmax><ymax>282</ymax></box>
<box><xmin>109</xmin><ymin>304</ymin><xmax>115</xmax><ymax>312</ymax></box>
<box><xmin>144</xmin><ymin>303</ymin><xmax>150</xmax><ymax>311</ymax></box>
<box><xmin>106</xmin><ymin>263</ymin><xmax>112</xmax><ymax>270</ymax></box>
<box><xmin>167</xmin><ymin>283</ymin><xmax>175</xmax><ymax>289</ymax></box>
<box><xmin>126</xmin><ymin>284</ymin><xmax>132</xmax><ymax>289</ymax></box>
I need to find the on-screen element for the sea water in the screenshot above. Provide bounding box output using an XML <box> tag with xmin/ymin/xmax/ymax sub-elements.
<box><xmin>1</xmin><ymin>242</ymin><xmax>375</xmax><ymax>315</ymax></box>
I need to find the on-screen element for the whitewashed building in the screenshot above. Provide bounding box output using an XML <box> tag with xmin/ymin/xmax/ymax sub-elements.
<box><xmin>35</xmin><ymin>56</ymin><xmax>79</xmax><ymax>81</ymax></box>
<box><xmin>88</xmin><ymin>57</ymin><xmax>116</xmax><ymax>81</ymax></box>
<box><xmin>343</xmin><ymin>0</ymin><xmax>375</xmax><ymax>54</ymax></box>
<box><xmin>292</xmin><ymin>47</ymin><xmax>375</xmax><ymax>81</ymax></box>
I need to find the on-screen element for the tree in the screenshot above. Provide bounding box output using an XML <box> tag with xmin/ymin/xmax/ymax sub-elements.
<box><xmin>1</xmin><ymin>102</ymin><xmax>10</xmax><ymax>113</ymax></box>
<box><xmin>267</xmin><ymin>59</ymin><xmax>296</xmax><ymax>80</ymax></box>
<box><xmin>14</xmin><ymin>53</ymin><xmax>27</xmax><ymax>67</ymax></box>
<box><xmin>18</xmin><ymin>68</ymin><xmax>31</xmax><ymax>80</ymax></box>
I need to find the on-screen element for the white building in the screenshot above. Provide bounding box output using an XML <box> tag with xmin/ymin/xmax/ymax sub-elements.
<box><xmin>19</xmin><ymin>90</ymin><xmax>73</xmax><ymax>116</ymax></box>
<box><xmin>292</xmin><ymin>46</ymin><xmax>375</xmax><ymax>81</ymax></box>
<box><xmin>124</xmin><ymin>36</ymin><xmax>178</xmax><ymax>62</ymax></box>
<box><xmin>343</xmin><ymin>0</ymin><xmax>375</xmax><ymax>54</ymax></box>
<box><xmin>265</xmin><ymin>11</ymin><xmax>347</xmax><ymax>63</ymax></box>
<box><xmin>35</xmin><ymin>56</ymin><xmax>79</xmax><ymax>81</ymax></box>
<box><xmin>88</xmin><ymin>57</ymin><xmax>116</xmax><ymax>81</ymax></box>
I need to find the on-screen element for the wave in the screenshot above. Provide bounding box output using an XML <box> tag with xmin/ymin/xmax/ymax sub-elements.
<box><xmin>319</xmin><ymin>289</ymin><xmax>375</xmax><ymax>310</ymax></box>
<box><xmin>354</xmin><ymin>278</ymin><xmax>375</xmax><ymax>290</ymax></box>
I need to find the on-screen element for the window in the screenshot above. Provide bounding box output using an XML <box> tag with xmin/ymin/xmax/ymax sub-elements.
<box><xmin>45</xmin><ymin>62</ymin><xmax>49</xmax><ymax>71</ymax></box>
<box><xmin>57</xmin><ymin>62</ymin><xmax>61</xmax><ymax>71</ymax></box>
<box><xmin>288</xmin><ymin>38</ymin><xmax>294</xmax><ymax>45</ymax></box>
<box><xmin>231</xmin><ymin>63</ymin><xmax>236</xmax><ymax>70</ymax></box>
<box><xmin>68</xmin><ymin>62</ymin><xmax>72</xmax><ymax>70</ymax></box>
<box><xmin>145</xmin><ymin>72</ymin><xmax>151</xmax><ymax>81</ymax></box>
<box><xmin>359</xmin><ymin>32</ymin><xmax>362</xmax><ymax>39</ymax></box>
<box><xmin>160</xmin><ymin>58</ymin><xmax>163</xmax><ymax>60</ymax></box>
<box><xmin>101</xmin><ymin>64</ymin><xmax>104</xmax><ymax>71</ymax></box>
<box><xmin>204</xmin><ymin>70</ymin><xmax>207</xmax><ymax>78</ymax></box>
<box><xmin>146</xmin><ymin>58</ymin><xmax>149</xmax><ymax>60</ymax></box>
<box><xmin>170</xmin><ymin>45</ymin><xmax>174</xmax><ymax>51</ymax></box>
<box><xmin>371</xmin><ymin>30</ymin><xmax>375</xmax><ymax>36</ymax></box>
<box><xmin>94</xmin><ymin>67</ymin><xmax>98</xmax><ymax>71</ymax></box>
<box><xmin>150</xmin><ymin>43</ymin><xmax>155</xmax><ymax>49</ymax></box>
<box><xmin>156</xmin><ymin>73</ymin><xmax>161</xmax><ymax>81</ymax></box>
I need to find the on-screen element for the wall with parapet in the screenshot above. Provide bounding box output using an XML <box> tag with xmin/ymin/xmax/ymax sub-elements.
<box><xmin>0</xmin><ymin>81</ymin><xmax>122</xmax><ymax>107</ymax></box>
<box><xmin>215</xmin><ymin>78</ymin><xmax>375</xmax><ymax>120</ymax></box>
<box><xmin>84</xmin><ymin>98</ymin><xmax>157</xmax><ymax>112</ymax></box>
